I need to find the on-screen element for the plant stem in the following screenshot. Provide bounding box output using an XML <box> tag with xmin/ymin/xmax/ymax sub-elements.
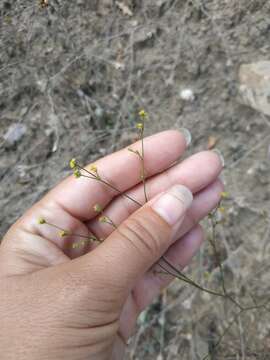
<box><xmin>140</xmin><ymin>125</ymin><xmax>148</xmax><ymax>203</ymax></box>
<box><xmin>159</xmin><ymin>257</ymin><xmax>225</xmax><ymax>298</ymax></box>
<box><xmin>77</xmin><ymin>164</ymin><xmax>142</xmax><ymax>207</ymax></box>
<box><xmin>44</xmin><ymin>222</ymin><xmax>101</xmax><ymax>242</ymax></box>
<box><xmin>208</xmin><ymin>211</ymin><xmax>243</xmax><ymax>310</ymax></box>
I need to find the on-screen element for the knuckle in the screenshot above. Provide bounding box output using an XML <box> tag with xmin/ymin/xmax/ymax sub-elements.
<box><xmin>119</xmin><ymin>210</ymin><xmax>169</xmax><ymax>259</ymax></box>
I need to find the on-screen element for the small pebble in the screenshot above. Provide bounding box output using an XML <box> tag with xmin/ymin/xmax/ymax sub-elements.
<box><xmin>4</xmin><ymin>123</ymin><xmax>27</xmax><ymax>145</ymax></box>
<box><xmin>180</xmin><ymin>88</ymin><xmax>195</xmax><ymax>102</ymax></box>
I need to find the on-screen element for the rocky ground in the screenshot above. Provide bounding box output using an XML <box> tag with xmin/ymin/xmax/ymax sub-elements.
<box><xmin>1</xmin><ymin>1</ymin><xmax>270</xmax><ymax>359</ymax></box>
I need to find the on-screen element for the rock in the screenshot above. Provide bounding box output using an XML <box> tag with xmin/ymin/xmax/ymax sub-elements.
<box><xmin>134</xmin><ymin>27</ymin><xmax>156</xmax><ymax>45</ymax></box>
<box><xmin>3</xmin><ymin>123</ymin><xmax>27</xmax><ymax>146</ymax></box>
<box><xmin>239</xmin><ymin>61</ymin><xmax>270</xmax><ymax>116</ymax></box>
<box><xmin>180</xmin><ymin>88</ymin><xmax>195</xmax><ymax>102</ymax></box>
<box><xmin>115</xmin><ymin>1</ymin><xmax>133</xmax><ymax>16</ymax></box>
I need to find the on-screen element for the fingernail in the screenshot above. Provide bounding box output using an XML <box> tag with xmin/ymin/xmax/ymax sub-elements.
<box><xmin>212</xmin><ymin>149</ymin><xmax>225</xmax><ymax>167</ymax></box>
<box><xmin>152</xmin><ymin>185</ymin><xmax>193</xmax><ymax>226</ymax></box>
<box><xmin>179</xmin><ymin>128</ymin><xmax>192</xmax><ymax>146</ymax></box>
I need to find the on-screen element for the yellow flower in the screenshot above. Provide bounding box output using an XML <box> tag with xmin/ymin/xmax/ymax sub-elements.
<box><xmin>37</xmin><ymin>217</ymin><xmax>46</xmax><ymax>225</ymax></box>
<box><xmin>93</xmin><ymin>204</ymin><xmax>102</xmax><ymax>213</ymax></box>
<box><xmin>99</xmin><ymin>216</ymin><xmax>109</xmax><ymax>223</ymax></box>
<box><xmin>136</xmin><ymin>122</ymin><xmax>144</xmax><ymax>130</ymax></box>
<box><xmin>69</xmin><ymin>158</ymin><xmax>77</xmax><ymax>169</ymax></box>
<box><xmin>90</xmin><ymin>164</ymin><xmax>98</xmax><ymax>173</ymax></box>
<box><xmin>221</xmin><ymin>191</ymin><xmax>229</xmax><ymax>199</ymax></box>
<box><xmin>139</xmin><ymin>109</ymin><xmax>148</xmax><ymax>118</ymax></box>
<box><xmin>74</xmin><ymin>169</ymin><xmax>81</xmax><ymax>178</ymax></box>
<box><xmin>59</xmin><ymin>230</ymin><xmax>70</xmax><ymax>237</ymax></box>
<box><xmin>218</xmin><ymin>206</ymin><xmax>226</xmax><ymax>213</ymax></box>
<box><xmin>89</xmin><ymin>235</ymin><xmax>98</xmax><ymax>242</ymax></box>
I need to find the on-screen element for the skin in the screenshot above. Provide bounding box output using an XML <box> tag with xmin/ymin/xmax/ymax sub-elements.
<box><xmin>0</xmin><ymin>130</ymin><xmax>224</xmax><ymax>359</ymax></box>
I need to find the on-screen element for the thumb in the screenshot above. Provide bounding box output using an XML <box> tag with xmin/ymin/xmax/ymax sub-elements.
<box><xmin>72</xmin><ymin>184</ymin><xmax>193</xmax><ymax>295</ymax></box>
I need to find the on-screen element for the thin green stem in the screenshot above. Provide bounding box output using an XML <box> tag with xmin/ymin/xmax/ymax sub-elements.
<box><xmin>202</xmin><ymin>310</ymin><xmax>242</xmax><ymax>360</ymax></box>
<box><xmin>77</xmin><ymin>164</ymin><xmax>142</xmax><ymax>207</ymax></box>
<box><xmin>159</xmin><ymin>257</ymin><xmax>225</xmax><ymax>298</ymax></box>
<box><xmin>140</xmin><ymin>125</ymin><xmax>148</xmax><ymax>203</ymax></box>
<box><xmin>201</xmin><ymin>300</ymin><xmax>270</xmax><ymax>360</ymax></box>
<box><xmin>208</xmin><ymin>212</ymin><xmax>243</xmax><ymax>310</ymax></box>
<box><xmin>44</xmin><ymin>222</ymin><xmax>101</xmax><ymax>242</ymax></box>
<box><xmin>99</xmin><ymin>210</ymin><xmax>118</xmax><ymax>230</ymax></box>
<box><xmin>209</xmin><ymin>215</ymin><xmax>227</xmax><ymax>295</ymax></box>
<box><xmin>98</xmin><ymin>177</ymin><xmax>142</xmax><ymax>207</ymax></box>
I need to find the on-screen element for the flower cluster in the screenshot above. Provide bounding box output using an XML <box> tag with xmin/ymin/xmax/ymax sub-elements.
<box><xmin>69</xmin><ymin>157</ymin><xmax>100</xmax><ymax>180</ymax></box>
<box><xmin>38</xmin><ymin>217</ymin><xmax>46</xmax><ymax>225</ymax></box>
<box><xmin>99</xmin><ymin>215</ymin><xmax>110</xmax><ymax>224</ymax></box>
<box><xmin>69</xmin><ymin>158</ymin><xmax>82</xmax><ymax>178</ymax></box>
<box><xmin>139</xmin><ymin>109</ymin><xmax>148</xmax><ymax>119</ymax></box>
<box><xmin>135</xmin><ymin>109</ymin><xmax>148</xmax><ymax>131</ymax></box>
<box><xmin>72</xmin><ymin>235</ymin><xmax>100</xmax><ymax>249</ymax></box>
<box><xmin>89</xmin><ymin>164</ymin><xmax>98</xmax><ymax>174</ymax></box>
<box><xmin>59</xmin><ymin>230</ymin><xmax>70</xmax><ymax>237</ymax></box>
<box><xmin>94</xmin><ymin>204</ymin><xmax>102</xmax><ymax>213</ymax></box>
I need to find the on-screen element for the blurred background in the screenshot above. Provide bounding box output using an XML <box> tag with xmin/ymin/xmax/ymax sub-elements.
<box><xmin>1</xmin><ymin>1</ymin><xmax>270</xmax><ymax>358</ymax></box>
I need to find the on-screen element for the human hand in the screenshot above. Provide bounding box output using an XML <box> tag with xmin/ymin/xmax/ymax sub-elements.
<box><xmin>0</xmin><ymin>130</ymin><xmax>224</xmax><ymax>360</ymax></box>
